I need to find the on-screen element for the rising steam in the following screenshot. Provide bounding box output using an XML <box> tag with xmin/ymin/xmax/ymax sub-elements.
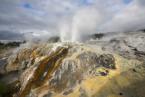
<box><xmin>60</xmin><ymin>7</ymin><xmax>104</xmax><ymax>42</ymax></box>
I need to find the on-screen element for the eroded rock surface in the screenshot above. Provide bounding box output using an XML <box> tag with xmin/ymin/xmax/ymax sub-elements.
<box><xmin>0</xmin><ymin>35</ymin><xmax>145</xmax><ymax>97</ymax></box>
<box><xmin>88</xmin><ymin>31</ymin><xmax>145</xmax><ymax>61</ymax></box>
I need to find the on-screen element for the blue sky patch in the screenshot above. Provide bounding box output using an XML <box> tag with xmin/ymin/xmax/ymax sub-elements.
<box><xmin>78</xmin><ymin>0</ymin><xmax>93</xmax><ymax>6</ymax></box>
<box><xmin>123</xmin><ymin>0</ymin><xmax>132</xmax><ymax>4</ymax></box>
<box><xmin>23</xmin><ymin>3</ymin><xmax>32</xmax><ymax>9</ymax></box>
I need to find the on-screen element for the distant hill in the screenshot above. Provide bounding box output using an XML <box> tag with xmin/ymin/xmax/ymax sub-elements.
<box><xmin>0</xmin><ymin>41</ymin><xmax>26</xmax><ymax>50</ymax></box>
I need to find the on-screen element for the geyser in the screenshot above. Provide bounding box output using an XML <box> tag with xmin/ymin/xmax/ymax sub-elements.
<box><xmin>60</xmin><ymin>7</ymin><xmax>102</xmax><ymax>42</ymax></box>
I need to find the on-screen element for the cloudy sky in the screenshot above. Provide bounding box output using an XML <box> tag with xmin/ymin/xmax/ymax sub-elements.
<box><xmin>0</xmin><ymin>0</ymin><xmax>145</xmax><ymax>41</ymax></box>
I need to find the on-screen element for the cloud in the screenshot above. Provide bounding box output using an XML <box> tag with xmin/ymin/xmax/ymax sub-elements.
<box><xmin>0</xmin><ymin>0</ymin><xmax>145</xmax><ymax>41</ymax></box>
<box><xmin>71</xmin><ymin>7</ymin><xmax>105</xmax><ymax>41</ymax></box>
<box><xmin>101</xmin><ymin>0</ymin><xmax>145</xmax><ymax>32</ymax></box>
<box><xmin>0</xmin><ymin>30</ymin><xmax>24</xmax><ymax>40</ymax></box>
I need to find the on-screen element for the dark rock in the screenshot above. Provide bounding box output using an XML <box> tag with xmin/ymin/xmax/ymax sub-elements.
<box><xmin>47</xmin><ymin>36</ymin><xmax>60</xmax><ymax>43</ymax></box>
<box><xmin>77</xmin><ymin>51</ymin><xmax>98</xmax><ymax>67</ymax></box>
<box><xmin>97</xmin><ymin>54</ymin><xmax>116</xmax><ymax>69</ymax></box>
<box><xmin>132</xmin><ymin>69</ymin><xmax>137</xmax><ymax>72</ymax></box>
<box><xmin>119</xmin><ymin>92</ymin><xmax>123</xmax><ymax>96</ymax></box>
<box><xmin>63</xmin><ymin>89</ymin><xmax>73</xmax><ymax>95</ymax></box>
<box><xmin>0</xmin><ymin>80</ymin><xmax>20</xmax><ymax>97</ymax></box>
<box><xmin>91</xmin><ymin>33</ymin><xmax>105</xmax><ymax>40</ymax></box>
<box><xmin>43</xmin><ymin>92</ymin><xmax>53</xmax><ymax>97</ymax></box>
<box><xmin>49</xmin><ymin>60</ymin><xmax>81</xmax><ymax>92</ymax></box>
<box><xmin>0</xmin><ymin>58</ymin><xmax>7</xmax><ymax>74</ymax></box>
<box><xmin>100</xmin><ymin>70</ymin><xmax>109</xmax><ymax>76</ymax></box>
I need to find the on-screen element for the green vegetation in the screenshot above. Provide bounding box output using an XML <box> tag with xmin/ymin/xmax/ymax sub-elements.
<box><xmin>0</xmin><ymin>41</ymin><xmax>25</xmax><ymax>50</ymax></box>
<box><xmin>91</xmin><ymin>33</ymin><xmax>104</xmax><ymax>39</ymax></box>
<box><xmin>0</xmin><ymin>81</ymin><xmax>7</xmax><ymax>95</ymax></box>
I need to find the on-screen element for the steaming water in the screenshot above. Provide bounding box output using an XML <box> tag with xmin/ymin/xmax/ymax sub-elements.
<box><xmin>59</xmin><ymin>7</ymin><xmax>99</xmax><ymax>42</ymax></box>
<box><xmin>60</xmin><ymin>21</ymin><xmax>82</xmax><ymax>42</ymax></box>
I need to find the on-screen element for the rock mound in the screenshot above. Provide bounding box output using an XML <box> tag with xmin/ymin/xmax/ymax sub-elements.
<box><xmin>0</xmin><ymin>42</ymin><xmax>145</xmax><ymax>97</ymax></box>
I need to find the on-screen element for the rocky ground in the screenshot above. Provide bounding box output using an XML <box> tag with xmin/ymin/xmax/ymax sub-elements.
<box><xmin>0</xmin><ymin>31</ymin><xmax>145</xmax><ymax>97</ymax></box>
